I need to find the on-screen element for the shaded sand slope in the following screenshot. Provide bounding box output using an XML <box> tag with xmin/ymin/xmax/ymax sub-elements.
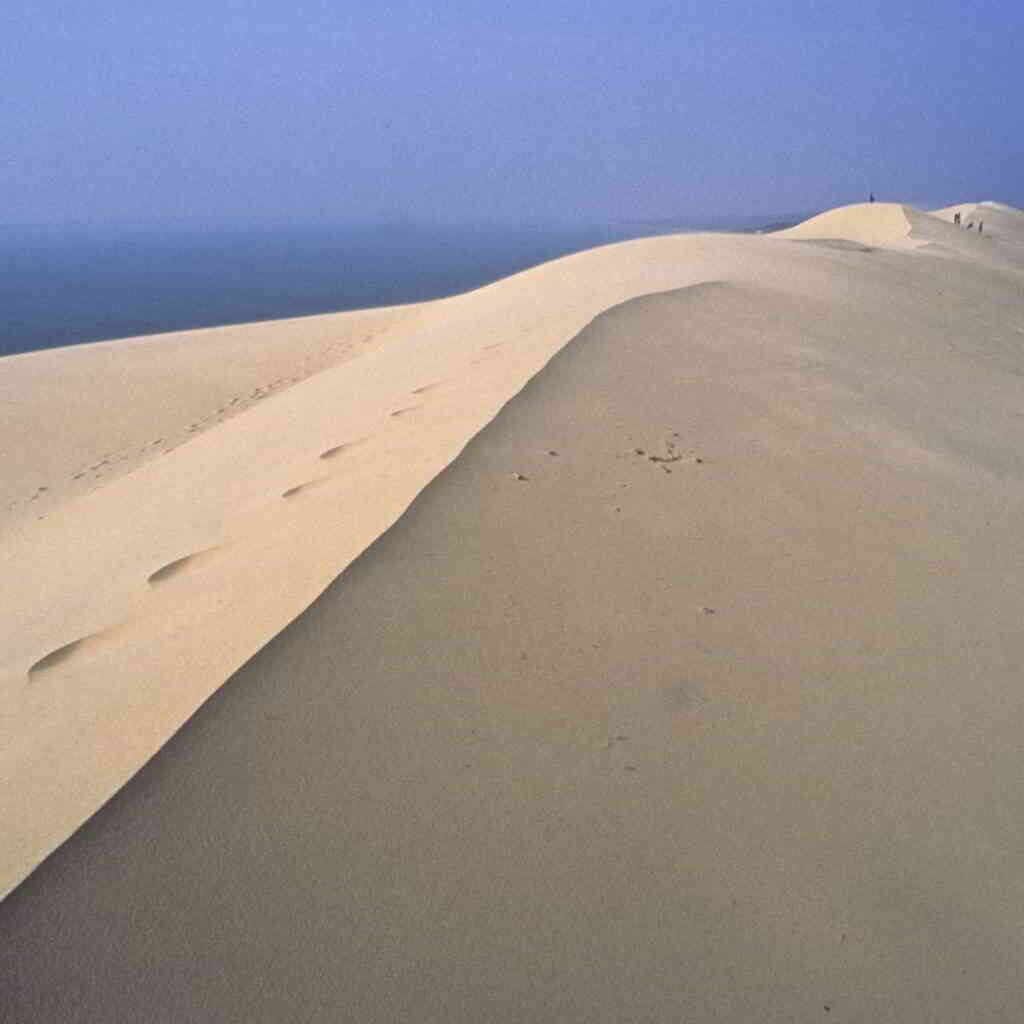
<box><xmin>1</xmin><ymin>201</ymin><xmax>1023</xmax><ymax>905</ymax></box>
<box><xmin>4</xmin><ymin>263</ymin><xmax>1024</xmax><ymax>1018</ymax></box>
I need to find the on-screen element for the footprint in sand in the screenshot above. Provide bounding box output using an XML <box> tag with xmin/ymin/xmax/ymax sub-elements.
<box><xmin>389</xmin><ymin>405</ymin><xmax>421</xmax><ymax>418</ymax></box>
<box><xmin>28</xmin><ymin>630</ymin><xmax>115</xmax><ymax>679</ymax></box>
<box><xmin>281</xmin><ymin>479</ymin><xmax>330</xmax><ymax>499</ymax></box>
<box><xmin>659</xmin><ymin>680</ymin><xmax>708</xmax><ymax>713</ymax></box>
<box><xmin>411</xmin><ymin>381</ymin><xmax>446</xmax><ymax>395</ymax></box>
<box><xmin>319</xmin><ymin>438</ymin><xmax>367</xmax><ymax>460</ymax></box>
<box><xmin>147</xmin><ymin>546</ymin><xmax>223</xmax><ymax>586</ymax></box>
<box><xmin>29</xmin><ymin>639</ymin><xmax>89</xmax><ymax>677</ymax></box>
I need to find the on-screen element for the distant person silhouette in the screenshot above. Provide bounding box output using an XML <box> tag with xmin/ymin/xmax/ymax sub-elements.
<box><xmin>869</xmin><ymin>193</ymin><xmax>875</xmax><ymax>202</ymax></box>
<box><xmin>979</xmin><ymin>220</ymin><xmax>984</xmax><ymax>233</ymax></box>
<box><xmin>966</xmin><ymin>221</ymin><xmax>974</xmax><ymax>230</ymax></box>
<box><xmin>954</xmin><ymin>211</ymin><xmax>961</xmax><ymax>226</ymax></box>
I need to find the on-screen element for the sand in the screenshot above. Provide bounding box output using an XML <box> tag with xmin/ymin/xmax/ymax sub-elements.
<box><xmin>2</xmin><ymin>201</ymin><xmax>1024</xmax><ymax>1020</ymax></box>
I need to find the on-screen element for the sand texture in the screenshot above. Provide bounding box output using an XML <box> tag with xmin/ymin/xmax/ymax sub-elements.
<box><xmin>2</xmin><ymin>201</ymin><xmax>1024</xmax><ymax>1020</ymax></box>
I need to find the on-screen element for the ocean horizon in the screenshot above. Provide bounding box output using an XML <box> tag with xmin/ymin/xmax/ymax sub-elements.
<box><xmin>0</xmin><ymin>214</ymin><xmax>804</xmax><ymax>359</ymax></box>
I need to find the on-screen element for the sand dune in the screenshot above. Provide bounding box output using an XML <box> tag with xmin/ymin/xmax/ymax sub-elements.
<box><xmin>778</xmin><ymin>201</ymin><xmax>917</xmax><ymax>246</ymax></box>
<box><xmin>0</xmin><ymin>303</ymin><xmax>412</xmax><ymax>525</ymax></box>
<box><xmin>2</xmin><ymin>201</ymin><xmax>1024</xmax><ymax>1019</ymax></box>
<box><xmin>781</xmin><ymin>200</ymin><xmax>1024</xmax><ymax>266</ymax></box>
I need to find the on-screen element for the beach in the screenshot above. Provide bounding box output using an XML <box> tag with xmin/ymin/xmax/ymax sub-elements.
<box><xmin>3</xmin><ymin>201</ymin><xmax>1024</xmax><ymax>1020</ymax></box>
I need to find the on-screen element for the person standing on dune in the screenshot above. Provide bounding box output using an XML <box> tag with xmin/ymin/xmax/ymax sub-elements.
<box><xmin>954</xmin><ymin>211</ymin><xmax>961</xmax><ymax>226</ymax></box>
<box><xmin>979</xmin><ymin>220</ymin><xmax>984</xmax><ymax>233</ymax></box>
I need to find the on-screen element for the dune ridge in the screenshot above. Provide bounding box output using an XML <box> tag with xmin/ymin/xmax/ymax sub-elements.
<box><xmin>1</xmin><ymin>200</ymin><xmax>1023</xmax><ymax>901</ymax></box>
<box><xmin>4</xmin><ymin>203</ymin><xmax>1024</xmax><ymax>1020</ymax></box>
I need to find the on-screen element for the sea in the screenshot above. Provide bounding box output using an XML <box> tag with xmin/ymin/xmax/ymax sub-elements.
<box><xmin>0</xmin><ymin>216</ymin><xmax>801</xmax><ymax>359</ymax></box>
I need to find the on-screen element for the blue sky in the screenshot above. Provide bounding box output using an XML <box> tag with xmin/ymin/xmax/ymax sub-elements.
<box><xmin>4</xmin><ymin>0</ymin><xmax>1021</xmax><ymax>227</ymax></box>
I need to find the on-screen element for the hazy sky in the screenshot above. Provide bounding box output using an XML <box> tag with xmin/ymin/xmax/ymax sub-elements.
<box><xmin>5</xmin><ymin>1</ymin><xmax>1021</xmax><ymax>227</ymax></box>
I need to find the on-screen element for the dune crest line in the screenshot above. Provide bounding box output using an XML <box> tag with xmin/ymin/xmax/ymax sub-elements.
<box><xmin>1</xmin><ymin>201</ymin><xmax>1023</xmax><ymax>900</ymax></box>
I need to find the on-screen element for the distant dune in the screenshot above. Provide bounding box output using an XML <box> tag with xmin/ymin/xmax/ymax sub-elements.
<box><xmin>3</xmin><ymin>201</ymin><xmax>1024</xmax><ymax>1021</ymax></box>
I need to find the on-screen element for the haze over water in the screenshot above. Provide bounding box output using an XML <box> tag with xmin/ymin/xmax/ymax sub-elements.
<box><xmin>0</xmin><ymin>214</ymin><xmax>799</xmax><ymax>358</ymax></box>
